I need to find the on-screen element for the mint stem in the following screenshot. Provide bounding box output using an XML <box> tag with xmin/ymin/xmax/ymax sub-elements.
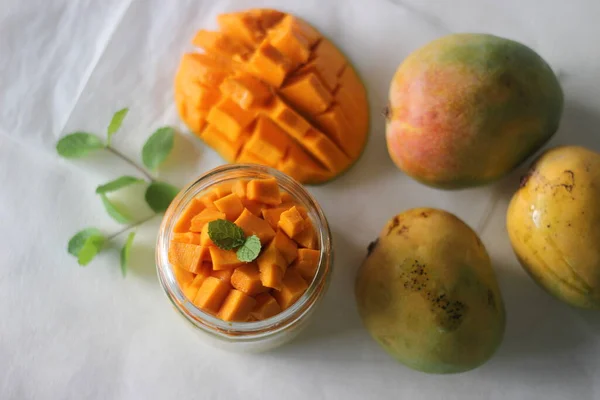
<box><xmin>106</xmin><ymin>213</ymin><xmax>157</xmax><ymax>241</ymax></box>
<box><xmin>106</xmin><ymin>146</ymin><xmax>155</xmax><ymax>182</ymax></box>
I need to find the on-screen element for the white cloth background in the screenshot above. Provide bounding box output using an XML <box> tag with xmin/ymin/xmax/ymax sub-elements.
<box><xmin>1</xmin><ymin>0</ymin><xmax>599</xmax><ymax>399</ymax></box>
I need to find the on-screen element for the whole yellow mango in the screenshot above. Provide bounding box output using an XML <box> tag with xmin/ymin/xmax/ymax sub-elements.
<box><xmin>355</xmin><ymin>208</ymin><xmax>505</xmax><ymax>374</ymax></box>
<box><xmin>507</xmin><ymin>145</ymin><xmax>600</xmax><ymax>309</ymax></box>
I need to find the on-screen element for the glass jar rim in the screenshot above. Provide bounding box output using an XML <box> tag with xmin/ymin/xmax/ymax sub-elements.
<box><xmin>155</xmin><ymin>163</ymin><xmax>332</xmax><ymax>340</ymax></box>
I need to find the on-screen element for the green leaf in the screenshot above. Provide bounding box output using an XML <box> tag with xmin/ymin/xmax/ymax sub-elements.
<box><xmin>56</xmin><ymin>132</ymin><xmax>104</xmax><ymax>158</ymax></box>
<box><xmin>100</xmin><ymin>193</ymin><xmax>131</xmax><ymax>223</ymax></box>
<box><xmin>77</xmin><ymin>234</ymin><xmax>105</xmax><ymax>266</ymax></box>
<box><xmin>145</xmin><ymin>181</ymin><xmax>179</xmax><ymax>213</ymax></box>
<box><xmin>68</xmin><ymin>228</ymin><xmax>103</xmax><ymax>257</ymax></box>
<box><xmin>120</xmin><ymin>232</ymin><xmax>135</xmax><ymax>277</ymax></box>
<box><xmin>96</xmin><ymin>175</ymin><xmax>144</xmax><ymax>194</ymax></box>
<box><xmin>107</xmin><ymin>107</ymin><xmax>129</xmax><ymax>145</ymax></box>
<box><xmin>236</xmin><ymin>235</ymin><xmax>261</xmax><ymax>262</ymax></box>
<box><xmin>208</xmin><ymin>219</ymin><xmax>246</xmax><ymax>250</ymax></box>
<box><xmin>141</xmin><ymin>126</ymin><xmax>175</xmax><ymax>170</ymax></box>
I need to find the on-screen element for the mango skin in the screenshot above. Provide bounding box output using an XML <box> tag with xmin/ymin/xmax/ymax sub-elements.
<box><xmin>386</xmin><ymin>33</ymin><xmax>564</xmax><ymax>189</ymax></box>
<box><xmin>507</xmin><ymin>146</ymin><xmax>600</xmax><ymax>309</ymax></box>
<box><xmin>355</xmin><ymin>208</ymin><xmax>506</xmax><ymax>374</ymax></box>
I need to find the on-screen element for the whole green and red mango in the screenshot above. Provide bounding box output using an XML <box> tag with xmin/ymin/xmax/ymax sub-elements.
<box><xmin>386</xmin><ymin>33</ymin><xmax>564</xmax><ymax>189</ymax></box>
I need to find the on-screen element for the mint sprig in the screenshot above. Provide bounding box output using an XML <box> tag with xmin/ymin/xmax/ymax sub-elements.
<box><xmin>58</xmin><ymin>108</ymin><xmax>181</xmax><ymax>274</ymax></box>
<box><xmin>207</xmin><ymin>220</ymin><xmax>262</xmax><ymax>262</ymax></box>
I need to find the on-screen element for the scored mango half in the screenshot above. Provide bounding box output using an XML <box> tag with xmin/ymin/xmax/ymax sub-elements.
<box><xmin>174</xmin><ymin>9</ymin><xmax>369</xmax><ymax>184</ymax></box>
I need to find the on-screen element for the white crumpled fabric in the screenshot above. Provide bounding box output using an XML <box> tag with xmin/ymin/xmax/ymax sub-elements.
<box><xmin>1</xmin><ymin>0</ymin><xmax>599</xmax><ymax>399</ymax></box>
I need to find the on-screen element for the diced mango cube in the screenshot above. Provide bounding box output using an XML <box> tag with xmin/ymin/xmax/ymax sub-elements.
<box><xmin>193</xmin><ymin>276</ymin><xmax>231</xmax><ymax>314</ymax></box>
<box><xmin>269</xmin><ymin>22</ymin><xmax>310</xmax><ymax>67</ymax></box>
<box><xmin>178</xmin><ymin>53</ymin><xmax>232</xmax><ymax>87</ymax></box>
<box><xmin>277</xmin><ymin>145</ymin><xmax>330</xmax><ymax>184</ymax></box>
<box><xmin>247</xmin><ymin>178</ymin><xmax>282</xmax><ymax>206</ymax></box>
<box><xmin>172</xmin><ymin>265</ymin><xmax>195</xmax><ymax>290</ymax></box>
<box><xmin>247</xmin><ymin>42</ymin><xmax>291</xmax><ymax>88</ymax></box>
<box><xmin>218</xmin><ymin>289</ymin><xmax>257</xmax><ymax>322</ymax></box>
<box><xmin>278</xmin><ymin>206</ymin><xmax>305</xmax><ymax>238</ymax></box>
<box><xmin>293</xmin><ymin>219</ymin><xmax>318</xmax><ymax>249</ymax></box>
<box><xmin>232</xmin><ymin>180</ymin><xmax>248</xmax><ymax>198</ymax></box>
<box><xmin>272</xmin><ymin>230</ymin><xmax>298</xmax><ymax>265</ymax></box>
<box><xmin>209</xmin><ymin>246</ymin><xmax>245</xmax><ymax>270</ymax></box>
<box><xmin>280</xmin><ymin>192</ymin><xmax>294</xmax><ymax>203</ymax></box>
<box><xmin>258</xmin><ymin>263</ymin><xmax>284</xmax><ymax>290</ymax></box>
<box><xmin>272</xmin><ymin>269</ymin><xmax>308</xmax><ymax>310</ymax></box>
<box><xmin>266</xmin><ymin>97</ymin><xmax>311</xmax><ymax>140</ymax></box>
<box><xmin>231</xmin><ymin>263</ymin><xmax>268</xmax><ymax>296</ymax></box>
<box><xmin>168</xmin><ymin>242</ymin><xmax>203</xmax><ymax>273</ymax></box>
<box><xmin>251</xmin><ymin>293</ymin><xmax>282</xmax><ymax>320</ymax></box>
<box><xmin>314</xmin><ymin>104</ymin><xmax>356</xmax><ymax>157</ymax></box>
<box><xmin>261</xmin><ymin>207</ymin><xmax>287</xmax><ymax>230</ymax></box>
<box><xmin>211</xmin><ymin>268</ymin><xmax>234</xmax><ymax>282</ymax></box>
<box><xmin>200</xmin><ymin>224</ymin><xmax>216</xmax><ymax>247</ymax></box>
<box><xmin>206</xmin><ymin>98</ymin><xmax>255</xmax><ymax>142</ymax></box>
<box><xmin>183</xmin><ymin>264</ymin><xmax>212</xmax><ymax>300</ymax></box>
<box><xmin>280</xmin><ymin>72</ymin><xmax>332</xmax><ymax>116</ymax></box>
<box><xmin>244</xmin><ymin>117</ymin><xmax>290</xmax><ymax>165</ymax></box>
<box><xmin>198</xmin><ymin>191</ymin><xmax>219</xmax><ymax>209</ymax></box>
<box><xmin>217</xmin><ymin>12</ymin><xmax>264</xmax><ymax>47</ymax></box>
<box><xmin>201</xmin><ymin>125</ymin><xmax>245</xmax><ymax>162</ymax></box>
<box><xmin>257</xmin><ymin>241</ymin><xmax>287</xmax><ymax>288</ymax></box>
<box><xmin>173</xmin><ymin>198</ymin><xmax>205</xmax><ymax>233</ymax></box>
<box><xmin>192</xmin><ymin>29</ymin><xmax>251</xmax><ymax>57</ymax></box>
<box><xmin>279</xmin><ymin>15</ymin><xmax>321</xmax><ymax>46</ymax></box>
<box><xmin>236</xmin><ymin>148</ymin><xmax>268</xmax><ymax>164</ymax></box>
<box><xmin>291</xmin><ymin>248</ymin><xmax>320</xmax><ymax>281</ymax></box>
<box><xmin>234</xmin><ymin>208</ymin><xmax>276</xmax><ymax>244</ymax></box>
<box><xmin>189</xmin><ymin>209</ymin><xmax>226</xmax><ymax>232</ymax></box>
<box><xmin>213</xmin><ymin>182</ymin><xmax>233</xmax><ymax>198</ymax></box>
<box><xmin>241</xmin><ymin>198</ymin><xmax>264</xmax><ymax>217</ymax></box>
<box><xmin>303</xmin><ymin>129</ymin><xmax>351</xmax><ymax>173</ymax></box>
<box><xmin>172</xmin><ymin>232</ymin><xmax>202</xmax><ymax>245</ymax></box>
<box><xmin>313</xmin><ymin>39</ymin><xmax>346</xmax><ymax>76</ymax></box>
<box><xmin>214</xmin><ymin>193</ymin><xmax>245</xmax><ymax>221</ymax></box>
<box><xmin>219</xmin><ymin>73</ymin><xmax>272</xmax><ymax>109</ymax></box>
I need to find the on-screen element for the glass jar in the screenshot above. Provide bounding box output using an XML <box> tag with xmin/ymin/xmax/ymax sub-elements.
<box><xmin>155</xmin><ymin>164</ymin><xmax>333</xmax><ymax>352</ymax></box>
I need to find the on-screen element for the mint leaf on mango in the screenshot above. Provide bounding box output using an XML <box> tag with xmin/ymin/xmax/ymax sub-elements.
<box><xmin>141</xmin><ymin>127</ymin><xmax>175</xmax><ymax>170</ymax></box>
<box><xmin>208</xmin><ymin>219</ymin><xmax>246</xmax><ymax>250</ymax></box>
<box><xmin>120</xmin><ymin>232</ymin><xmax>135</xmax><ymax>277</ymax></box>
<box><xmin>145</xmin><ymin>181</ymin><xmax>179</xmax><ymax>213</ymax></box>
<box><xmin>107</xmin><ymin>108</ymin><xmax>129</xmax><ymax>145</ymax></box>
<box><xmin>236</xmin><ymin>235</ymin><xmax>261</xmax><ymax>262</ymax></box>
<box><xmin>56</xmin><ymin>132</ymin><xmax>104</xmax><ymax>158</ymax></box>
<box><xmin>96</xmin><ymin>175</ymin><xmax>145</xmax><ymax>194</ymax></box>
<box><xmin>100</xmin><ymin>194</ymin><xmax>131</xmax><ymax>223</ymax></box>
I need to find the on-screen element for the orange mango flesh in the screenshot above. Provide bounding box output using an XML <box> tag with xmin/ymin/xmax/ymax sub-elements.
<box><xmin>278</xmin><ymin>206</ymin><xmax>305</xmax><ymax>238</ymax></box>
<box><xmin>291</xmin><ymin>248</ymin><xmax>320</xmax><ymax>281</ymax></box>
<box><xmin>231</xmin><ymin>263</ymin><xmax>268</xmax><ymax>296</ymax></box>
<box><xmin>169</xmin><ymin>176</ymin><xmax>321</xmax><ymax>321</ymax></box>
<box><xmin>174</xmin><ymin>9</ymin><xmax>369</xmax><ymax>184</ymax></box>
<box><xmin>251</xmin><ymin>293</ymin><xmax>282</xmax><ymax>320</ymax></box>
<box><xmin>213</xmin><ymin>193</ymin><xmax>245</xmax><ymax>221</ymax></box>
<box><xmin>272</xmin><ymin>268</ymin><xmax>309</xmax><ymax>310</ymax></box>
